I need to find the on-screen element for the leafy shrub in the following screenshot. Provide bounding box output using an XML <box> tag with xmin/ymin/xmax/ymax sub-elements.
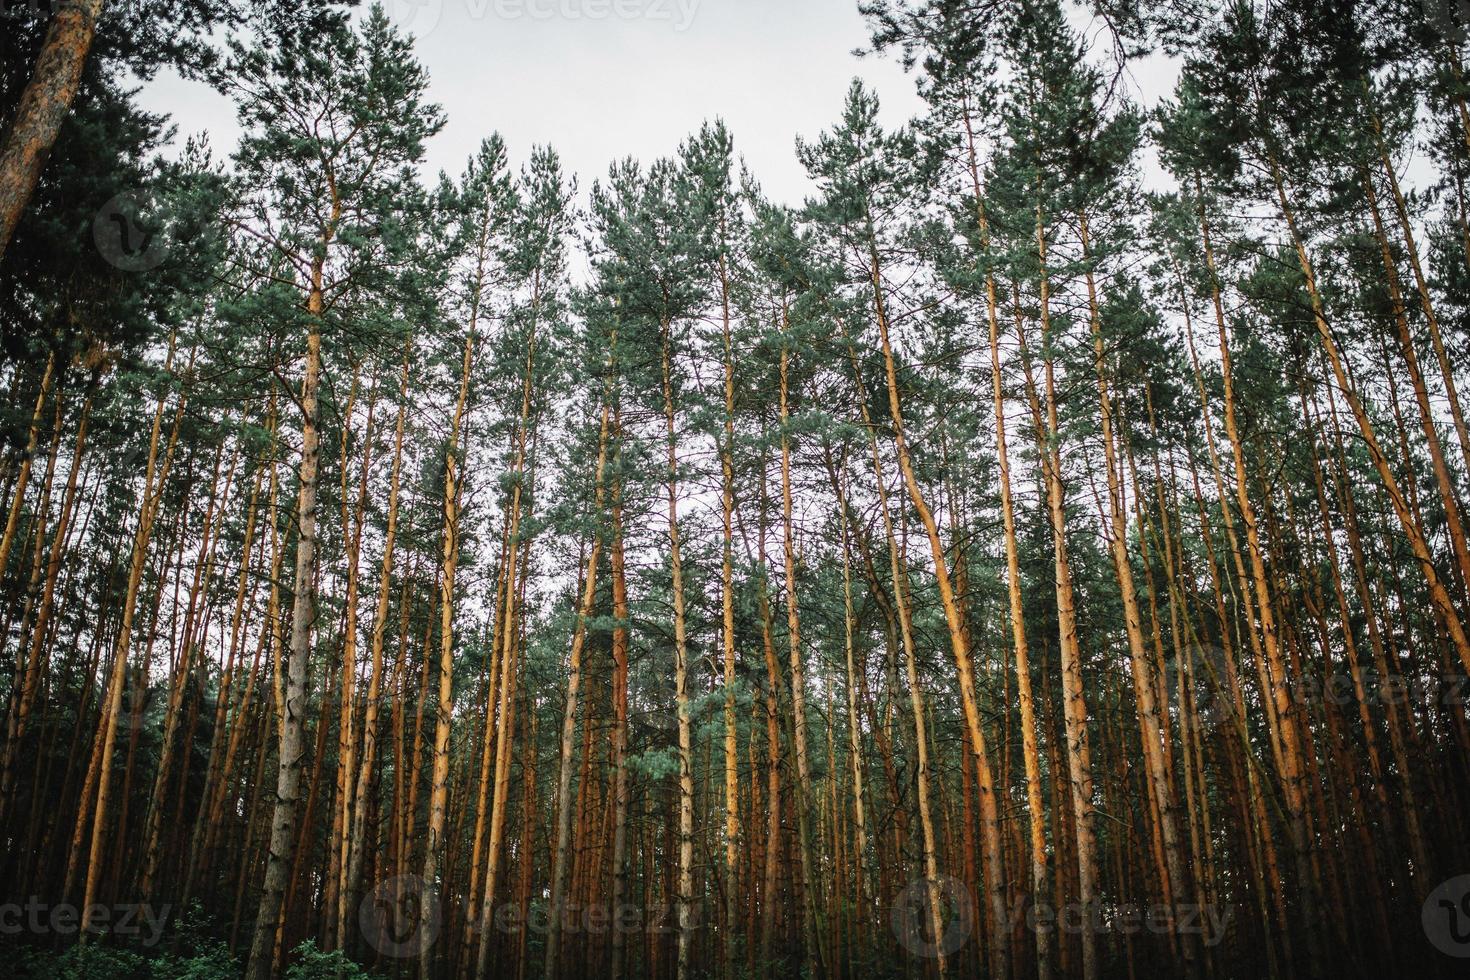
<box><xmin>284</xmin><ymin>940</ymin><xmax>372</xmax><ymax>980</ymax></box>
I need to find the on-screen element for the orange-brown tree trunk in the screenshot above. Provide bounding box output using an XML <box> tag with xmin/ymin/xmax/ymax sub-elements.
<box><xmin>0</xmin><ymin>0</ymin><xmax>106</xmax><ymax>260</ymax></box>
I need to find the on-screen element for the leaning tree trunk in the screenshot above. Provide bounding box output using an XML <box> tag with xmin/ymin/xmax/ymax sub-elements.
<box><xmin>961</xmin><ymin>107</ymin><xmax>1052</xmax><ymax>976</ymax></box>
<box><xmin>841</xmin><ymin>331</ymin><xmax>947</xmax><ymax>978</ymax></box>
<box><xmin>0</xmin><ymin>0</ymin><xmax>106</xmax><ymax>262</ymax></box>
<box><xmin>0</xmin><ymin>354</ymin><xmax>54</xmax><ymax>586</ymax></box>
<box><xmin>79</xmin><ymin>338</ymin><xmax>186</xmax><ymax>920</ymax></box>
<box><xmin>867</xmin><ymin>239</ymin><xmax>1010</xmax><ymax>980</ymax></box>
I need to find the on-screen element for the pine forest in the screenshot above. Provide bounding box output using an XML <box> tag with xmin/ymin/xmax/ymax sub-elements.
<box><xmin>1</xmin><ymin>0</ymin><xmax>1469</xmax><ymax>977</ymax></box>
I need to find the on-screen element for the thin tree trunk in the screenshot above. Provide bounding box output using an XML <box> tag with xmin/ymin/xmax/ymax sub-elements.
<box><xmin>840</xmin><ymin>327</ymin><xmax>948</xmax><ymax>979</ymax></box>
<box><xmin>718</xmin><ymin>248</ymin><xmax>742</xmax><ymax>980</ymax></box>
<box><xmin>608</xmin><ymin>402</ymin><xmax>632</xmax><ymax>980</ymax></box>
<box><xmin>962</xmin><ymin>103</ymin><xmax>1052</xmax><ymax>972</ymax></box>
<box><xmin>474</xmin><ymin>323</ymin><xmax>540</xmax><ymax>980</ymax></box>
<box><xmin>342</xmin><ymin>340</ymin><xmax>412</xmax><ymax>943</ymax></box>
<box><xmin>657</xmin><ymin>314</ymin><xmax>697</xmax><ymax>980</ymax></box>
<box><xmin>80</xmin><ymin>338</ymin><xmax>188</xmax><ymax>921</ymax></box>
<box><xmin>777</xmin><ymin>299</ymin><xmax>825</xmax><ymax>980</ymax></box>
<box><xmin>1014</xmin><ymin>232</ymin><xmax>1098</xmax><ymax>980</ymax></box>
<box><xmin>245</xmin><ymin>259</ymin><xmax>326</xmax><ymax>980</ymax></box>
<box><xmin>1079</xmin><ymin>210</ymin><xmax>1196</xmax><ymax>978</ymax></box>
<box><xmin>545</xmin><ymin>398</ymin><xmax>612</xmax><ymax>980</ymax></box>
<box><xmin>420</xmin><ymin>327</ymin><xmax>475</xmax><ymax>980</ymax></box>
<box><xmin>0</xmin><ymin>353</ymin><xmax>54</xmax><ymax>586</ymax></box>
<box><xmin>1199</xmin><ymin>180</ymin><xmax>1324</xmax><ymax>974</ymax></box>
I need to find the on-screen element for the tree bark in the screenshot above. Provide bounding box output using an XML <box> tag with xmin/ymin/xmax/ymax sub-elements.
<box><xmin>0</xmin><ymin>0</ymin><xmax>106</xmax><ymax>261</ymax></box>
<box><xmin>245</xmin><ymin>272</ymin><xmax>324</xmax><ymax>980</ymax></box>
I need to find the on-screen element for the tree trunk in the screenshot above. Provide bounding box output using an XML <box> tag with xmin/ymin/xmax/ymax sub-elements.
<box><xmin>342</xmin><ymin>341</ymin><xmax>412</xmax><ymax>943</ymax></box>
<box><xmin>608</xmin><ymin>403</ymin><xmax>632</xmax><ymax>980</ymax></box>
<box><xmin>961</xmin><ymin>107</ymin><xmax>1052</xmax><ymax>976</ymax></box>
<box><xmin>778</xmin><ymin>300</ymin><xmax>825</xmax><ymax>980</ymax></box>
<box><xmin>420</xmin><ymin>328</ymin><xmax>475</xmax><ymax>980</ymax></box>
<box><xmin>1079</xmin><ymin>211</ymin><xmax>1197</xmax><ymax>978</ymax></box>
<box><xmin>0</xmin><ymin>353</ymin><xmax>54</xmax><ymax>585</ymax></box>
<box><xmin>0</xmin><ymin>0</ymin><xmax>106</xmax><ymax>261</ymax></box>
<box><xmin>245</xmin><ymin>269</ymin><xmax>325</xmax><ymax>980</ymax></box>
<box><xmin>80</xmin><ymin>339</ymin><xmax>187</xmax><ymax>921</ymax></box>
<box><xmin>659</xmin><ymin>315</ymin><xmax>696</xmax><ymax>980</ymax></box>
<box><xmin>545</xmin><ymin>398</ymin><xmax>612</xmax><ymax>980</ymax></box>
<box><xmin>718</xmin><ymin>250</ymin><xmax>742</xmax><ymax>980</ymax></box>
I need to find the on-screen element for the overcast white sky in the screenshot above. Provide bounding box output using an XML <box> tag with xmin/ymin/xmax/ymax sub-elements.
<box><xmin>138</xmin><ymin>0</ymin><xmax>934</xmax><ymax>205</ymax></box>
